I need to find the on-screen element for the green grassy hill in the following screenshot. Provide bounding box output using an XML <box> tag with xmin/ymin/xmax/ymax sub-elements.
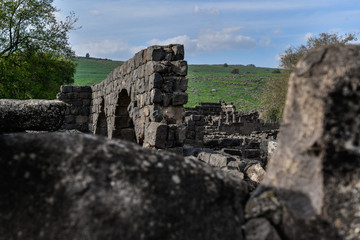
<box><xmin>73</xmin><ymin>58</ymin><xmax>280</xmax><ymax>111</ymax></box>
<box><xmin>187</xmin><ymin>65</ymin><xmax>280</xmax><ymax>111</ymax></box>
<box><xmin>74</xmin><ymin>57</ymin><xmax>123</xmax><ymax>85</ymax></box>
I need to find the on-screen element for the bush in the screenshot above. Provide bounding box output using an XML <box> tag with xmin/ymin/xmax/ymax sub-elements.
<box><xmin>231</xmin><ymin>68</ymin><xmax>239</xmax><ymax>74</ymax></box>
<box><xmin>261</xmin><ymin>71</ymin><xmax>290</xmax><ymax>122</ymax></box>
<box><xmin>247</xmin><ymin>64</ymin><xmax>256</xmax><ymax>67</ymax></box>
<box><xmin>0</xmin><ymin>51</ymin><xmax>75</xmax><ymax>99</ymax></box>
<box><xmin>261</xmin><ymin>32</ymin><xmax>358</xmax><ymax>121</ymax></box>
<box><xmin>223</xmin><ymin>63</ymin><xmax>228</xmax><ymax>67</ymax></box>
<box><xmin>272</xmin><ymin>69</ymin><xmax>281</xmax><ymax>74</ymax></box>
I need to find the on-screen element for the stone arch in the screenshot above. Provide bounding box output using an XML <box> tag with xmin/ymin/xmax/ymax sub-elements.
<box><xmin>112</xmin><ymin>89</ymin><xmax>136</xmax><ymax>142</ymax></box>
<box><xmin>95</xmin><ymin>97</ymin><xmax>108</xmax><ymax>137</ymax></box>
<box><xmin>90</xmin><ymin>44</ymin><xmax>188</xmax><ymax>149</ymax></box>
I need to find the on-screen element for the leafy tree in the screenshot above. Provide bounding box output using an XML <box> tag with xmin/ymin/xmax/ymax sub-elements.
<box><xmin>0</xmin><ymin>50</ymin><xmax>75</xmax><ymax>99</ymax></box>
<box><xmin>223</xmin><ymin>63</ymin><xmax>228</xmax><ymax>67</ymax></box>
<box><xmin>231</xmin><ymin>68</ymin><xmax>239</xmax><ymax>74</ymax></box>
<box><xmin>262</xmin><ymin>32</ymin><xmax>358</xmax><ymax>121</ymax></box>
<box><xmin>0</xmin><ymin>0</ymin><xmax>77</xmax><ymax>99</ymax></box>
<box><xmin>280</xmin><ymin>32</ymin><xmax>357</xmax><ymax>70</ymax></box>
<box><xmin>86</xmin><ymin>53</ymin><xmax>90</xmax><ymax>58</ymax></box>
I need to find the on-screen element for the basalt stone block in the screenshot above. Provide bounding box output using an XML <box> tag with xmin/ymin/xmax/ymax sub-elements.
<box><xmin>145</xmin><ymin>122</ymin><xmax>168</xmax><ymax>149</ymax></box>
<box><xmin>172</xmin><ymin>44</ymin><xmax>185</xmax><ymax>60</ymax></box>
<box><xmin>172</xmin><ymin>92</ymin><xmax>188</xmax><ymax>106</ymax></box>
<box><xmin>60</xmin><ymin>85</ymin><xmax>73</xmax><ymax>93</ymax></box>
<box><xmin>163</xmin><ymin>93</ymin><xmax>172</xmax><ymax>107</ymax></box>
<box><xmin>134</xmin><ymin>50</ymin><xmax>144</xmax><ymax>68</ymax></box>
<box><xmin>174</xmin><ymin>77</ymin><xmax>188</xmax><ymax>92</ymax></box>
<box><xmin>150</xmin><ymin>89</ymin><xmax>163</xmax><ymax>104</ymax></box>
<box><xmin>172</xmin><ymin>60</ymin><xmax>188</xmax><ymax>76</ymax></box>
<box><xmin>254</xmin><ymin>45</ymin><xmax>360</xmax><ymax>240</ymax></box>
<box><xmin>0</xmin><ymin>99</ymin><xmax>67</xmax><ymax>132</ymax></box>
<box><xmin>148</xmin><ymin>73</ymin><xmax>163</xmax><ymax>89</ymax></box>
<box><xmin>163</xmin><ymin>106</ymin><xmax>184</xmax><ymax>124</ymax></box>
<box><xmin>146</xmin><ymin>46</ymin><xmax>166</xmax><ymax>61</ymax></box>
<box><xmin>0</xmin><ymin>132</ymin><xmax>248</xmax><ymax>240</ymax></box>
<box><xmin>145</xmin><ymin>61</ymin><xmax>169</xmax><ymax>76</ymax></box>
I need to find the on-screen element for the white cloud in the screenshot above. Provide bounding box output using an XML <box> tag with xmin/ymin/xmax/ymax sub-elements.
<box><xmin>148</xmin><ymin>27</ymin><xmax>256</xmax><ymax>54</ymax></box>
<box><xmin>258</xmin><ymin>37</ymin><xmax>271</xmax><ymax>46</ymax></box>
<box><xmin>194</xmin><ymin>4</ymin><xmax>200</xmax><ymax>13</ymax></box>
<box><xmin>275</xmin><ymin>54</ymin><xmax>282</xmax><ymax>62</ymax></box>
<box><xmin>90</xmin><ymin>10</ymin><xmax>101</xmax><ymax>15</ymax></box>
<box><xmin>272</xmin><ymin>29</ymin><xmax>282</xmax><ymax>35</ymax></box>
<box><xmin>193</xmin><ymin>4</ymin><xmax>220</xmax><ymax>16</ymax></box>
<box><xmin>190</xmin><ymin>1</ymin><xmax>334</xmax><ymax>12</ymax></box>
<box><xmin>304</xmin><ymin>32</ymin><xmax>314</xmax><ymax>41</ymax></box>
<box><xmin>73</xmin><ymin>39</ymin><xmax>137</xmax><ymax>59</ymax></box>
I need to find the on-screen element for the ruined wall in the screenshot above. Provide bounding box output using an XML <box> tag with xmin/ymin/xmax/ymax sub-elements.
<box><xmin>90</xmin><ymin>44</ymin><xmax>188</xmax><ymax>149</ymax></box>
<box><xmin>184</xmin><ymin>102</ymin><xmax>279</xmax><ymax>147</ymax></box>
<box><xmin>57</xmin><ymin>86</ymin><xmax>92</xmax><ymax>132</ymax></box>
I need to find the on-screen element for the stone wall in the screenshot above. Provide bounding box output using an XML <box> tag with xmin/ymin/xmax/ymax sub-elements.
<box><xmin>184</xmin><ymin>102</ymin><xmax>279</xmax><ymax>147</ymax></box>
<box><xmin>90</xmin><ymin>44</ymin><xmax>188</xmax><ymax>149</ymax></box>
<box><xmin>56</xmin><ymin>85</ymin><xmax>92</xmax><ymax>132</ymax></box>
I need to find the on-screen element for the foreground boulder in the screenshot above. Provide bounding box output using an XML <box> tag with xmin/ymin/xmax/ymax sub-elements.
<box><xmin>0</xmin><ymin>99</ymin><xmax>66</xmax><ymax>132</ymax></box>
<box><xmin>250</xmin><ymin>45</ymin><xmax>360</xmax><ymax>239</ymax></box>
<box><xmin>0</xmin><ymin>132</ymin><xmax>248</xmax><ymax>240</ymax></box>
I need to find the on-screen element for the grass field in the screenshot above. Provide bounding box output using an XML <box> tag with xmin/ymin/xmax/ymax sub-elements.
<box><xmin>73</xmin><ymin>58</ymin><xmax>280</xmax><ymax>112</ymax></box>
<box><xmin>186</xmin><ymin>65</ymin><xmax>279</xmax><ymax>111</ymax></box>
<box><xmin>73</xmin><ymin>57</ymin><xmax>123</xmax><ymax>85</ymax></box>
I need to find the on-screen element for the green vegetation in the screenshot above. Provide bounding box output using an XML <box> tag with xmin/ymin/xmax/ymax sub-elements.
<box><xmin>73</xmin><ymin>57</ymin><xmax>123</xmax><ymax>85</ymax></box>
<box><xmin>186</xmin><ymin>64</ymin><xmax>279</xmax><ymax>112</ymax></box>
<box><xmin>230</xmin><ymin>68</ymin><xmax>239</xmax><ymax>74</ymax></box>
<box><xmin>72</xmin><ymin>60</ymin><xmax>279</xmax><ymax>112</ymax></box>
<box><xmin>0</xmin><ymin>0</ymin><xmax>77</xmax><ymax>99</ymax></box>
<box><xmin>261</xmin><ymin>32</ymin><xmax>358</xmax><ymax>121</ymax></box>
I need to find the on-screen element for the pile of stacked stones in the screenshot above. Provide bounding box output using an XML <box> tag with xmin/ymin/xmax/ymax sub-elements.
<box><xmin>56</xmin><ymin>85</ymin><xmax>92</xmax><ymax>132</ymax></box>
<box><xmin>89</xmin><ymin>45</ymin><xmax>189</xmax><ymax>150</ymax></box>
<box><xmin>183</xmin><ymin>101</ymin><xmax>279</xmax><ymax>189</ymax></box>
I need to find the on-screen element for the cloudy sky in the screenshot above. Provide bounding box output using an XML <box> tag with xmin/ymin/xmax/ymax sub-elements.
<box><xmin>53</xmin><ymin>0</ymin><xmax>360</xmax><ymax>67</ymax></box>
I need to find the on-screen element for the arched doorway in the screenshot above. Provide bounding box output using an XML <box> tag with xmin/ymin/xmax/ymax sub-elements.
<box><xmin>113</xmin><ymin>90</ymin><xmax>136</xmax><ymax>142</ymax></box>
<box><xmin>95</xmin><ymin>97</ymin><xmax>108</xmax><ymax>137</ymax></box>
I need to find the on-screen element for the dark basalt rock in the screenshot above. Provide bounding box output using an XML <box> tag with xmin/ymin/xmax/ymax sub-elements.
<box><xmin>251</xmin><ymin>45</ymin><xmax>360</xmax><ymax>240</ymax></box>
<box><xmin>0</xmin><ymin>132</ymin><xmax>248</xmax><ymax>240</ymax></box>
<box><xmin>0</xmin><ymin>99</ymin><xmax>66</xmax><ymax>133</ymax></box>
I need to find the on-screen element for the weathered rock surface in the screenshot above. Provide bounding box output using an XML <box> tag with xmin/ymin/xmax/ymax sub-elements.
<box><xmin>243</xmin><ymin>218</ymin><xmax>281</xmax><ymax>240</ymax></box>
<box><xmin>0</xmin><ymin>132</ymin><xmax>248</xmax><ymax>240</ymax></box>
<box><xmin>253</xmin><ymin>45</ymin><xmax>360</xmax><ymax>239</ymax></box>
<box><xmin>245</xmin><ymin>163</ymin><xmax>265</xmax><ymax>183</ymax></box>
<box><xmin>0</xmin><ymin>99</ymin><xmax>66</xmax><ymax>132</ymax></box>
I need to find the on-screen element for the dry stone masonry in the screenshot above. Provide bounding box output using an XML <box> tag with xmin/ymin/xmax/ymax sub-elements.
<box><xmin>56</xmin><ymin>86</ymin><xmax>92</xmax><ymax>132</ymax></box>
<box><xmin>56</xmin><ymin>44</ymin><xmax>189</xmax><ymax>150</ymax></box>
<box><xmin>91</xmin><ymin>44</ymin><xmax>188</xmax><ymax>149</ymax></box>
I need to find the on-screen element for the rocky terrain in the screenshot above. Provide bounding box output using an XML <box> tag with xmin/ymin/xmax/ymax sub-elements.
<box><xmin>1</xmin><ymin>45</ymin><xmax>360</xmax><ymax>239</ymax></box>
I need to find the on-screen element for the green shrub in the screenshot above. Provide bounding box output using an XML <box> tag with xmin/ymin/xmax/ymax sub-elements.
<box><xmin>261</xmin><ymin>32</ymin><xmax>358</xmax><ymax>121</ymax></box>
<box><xmin>272</xmin><ymin>69</ymin><xmax>281</xmax><ymax>74</ymax></box>
<box><xmin>231</xmin><ymin>68</ymin><xmax>239</xmax><ymax>74</ymax></box>
<box><xmin>261</xmin><ymin>71</ymin><xmax>290</xmax><ymax>122</ymax></box>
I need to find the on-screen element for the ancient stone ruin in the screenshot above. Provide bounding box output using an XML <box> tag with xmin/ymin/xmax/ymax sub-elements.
<box><xmin>57</xmin><ymin>44</ymin><xmax>188</xmax><ymax>150</ymax></box>
<box><xmin>1</xmin><ymin>44</ymin><xmax>360</xmax><ymax>240</ymax></box>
